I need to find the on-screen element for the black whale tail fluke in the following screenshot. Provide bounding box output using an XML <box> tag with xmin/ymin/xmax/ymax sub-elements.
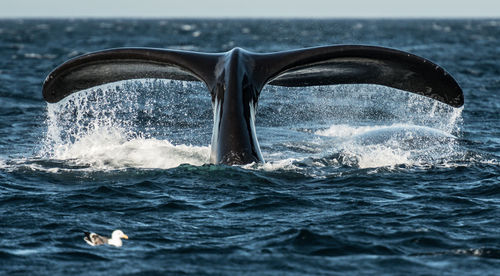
<box><xmin>42</xmin><ymin>45</ymin><xmax>464</xmax><ymax>165</ymax></box>
<box><xmin>260</xmin><ymin>45</ymin><xmax>464</xmax><ymax>108</ymax></box>
<box><xmin>42</xmin><ymin>48</ymin><xmax>222</xmax><ymax>103</ymax></box>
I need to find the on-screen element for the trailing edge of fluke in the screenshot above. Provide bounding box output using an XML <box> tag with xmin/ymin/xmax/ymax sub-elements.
<box><xmin>42</xmin><ymin>45</ymin><xmax>464</xmax><ymax>165</ymax></box>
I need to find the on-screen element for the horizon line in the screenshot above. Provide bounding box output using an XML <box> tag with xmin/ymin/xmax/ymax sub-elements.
<box><xmin>1</xmin><ymin>15</ymin><xmax>499</xmax><ymax>20</ymax></box>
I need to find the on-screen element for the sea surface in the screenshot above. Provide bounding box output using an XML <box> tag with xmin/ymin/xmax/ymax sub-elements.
<box><xmin>0</xmin><ymin>19</ymin><xmax>499</xmax><ymax>275</ymax></box>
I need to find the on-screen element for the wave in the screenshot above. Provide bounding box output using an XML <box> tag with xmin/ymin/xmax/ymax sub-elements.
<box><xmin>412</xmin><ymin>247</ymin><xmax>500</xmax><ymax>259</ymax></box>
<box><xmin>262</xmin><ymin>228</ymin><xmax>398</xmax><ymax>256</ymax></box>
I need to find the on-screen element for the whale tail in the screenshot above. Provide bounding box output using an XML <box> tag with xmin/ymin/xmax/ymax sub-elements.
<box><xmin>42</xmin><ymin>45</ymin><xmax>464</xmax><ymax>164</ymax></box>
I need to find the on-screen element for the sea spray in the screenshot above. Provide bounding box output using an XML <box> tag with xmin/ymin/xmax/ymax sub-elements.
<box><xmin>40</xmin><ymin>79</ymin><xmax>464</xmax><ymax>170</ymax></box>
<box><xmin>258</xmin><ymin>84</ymin><xmax>464</xmax><ymax>169</ymax></box>
<box><xmin>41</xmin><ymin>80</ymin><xmax>211</xmax><ymax>170</ymax></box>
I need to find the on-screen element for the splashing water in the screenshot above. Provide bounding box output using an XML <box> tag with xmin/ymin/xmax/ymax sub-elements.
<box><xmin>47</xmin><ymin>127</ymin><xmax>209</xmax><ymax>169</ymax></box>
<box><xmin>40</xmin><ymin>80</ymin><xmax>464</xmax><ymax>171</ymax></box>
<box><xmin>41</xmin><ymin>80</ymin><xmax>212</xmax><ymax>170</ymax></box>
<box><xmin>313</xmin><ymin>123</ymin><xmax>459</xmax><ymax>168</ymax></box>
<box><xmin>258</xmin><ymin>84</ymin><xmax>464</xmax><ymax>170</ymax></box>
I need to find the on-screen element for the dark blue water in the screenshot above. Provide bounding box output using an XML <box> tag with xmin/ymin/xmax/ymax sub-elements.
<box><xmin>1</xmin><ymin>19</ymin><xmax>500</xmax><ymax>275</ymax></box>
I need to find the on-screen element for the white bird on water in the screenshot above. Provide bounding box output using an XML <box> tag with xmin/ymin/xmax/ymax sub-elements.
<box><xmin>84</xmin><ymin>230</ymin><xmax>129</xmax><ymax>247</ymax></box>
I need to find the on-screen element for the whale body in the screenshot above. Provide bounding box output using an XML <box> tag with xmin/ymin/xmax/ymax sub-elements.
<box><xmin>42</xmin><ymin>45</ymin><xmax>464</xmax><ymax>165</ymax></box>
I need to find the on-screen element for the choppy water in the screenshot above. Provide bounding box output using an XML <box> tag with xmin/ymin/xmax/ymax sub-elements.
<box><xmin>1</xmin><ymin>19</ymin><xmax>499</xmax><ymax>275</ymax></box>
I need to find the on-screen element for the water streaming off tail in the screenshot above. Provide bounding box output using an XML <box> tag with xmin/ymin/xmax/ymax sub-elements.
<box><xmin>258</xmin><ymin>84</ymin><xmax>463</xmax><ymax>169</ymax></box>
<box><xmin>41</xmin><ymin>80</ymin><xmax>463</xmax><ymax>171</ymax></box>
<box><xmin>42</xmin><ymin>80</ymin><xmax>212</xmax><ymax>170</ymax></box>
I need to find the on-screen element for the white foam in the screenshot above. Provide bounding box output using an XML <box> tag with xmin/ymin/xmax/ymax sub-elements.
<box><xmin>342</xmin><ymin>143</ymin><xmax>413</xmax><ymax>169</ymax></box>
<box><xmin>49</xmin><ymin>127</ymin><xmax>209</xmax><ymax>170</ymax></box>
<box><xmin>242</xmin><ymin>157</ymin><xmax>300</xmax><ymax>172</ymax></box>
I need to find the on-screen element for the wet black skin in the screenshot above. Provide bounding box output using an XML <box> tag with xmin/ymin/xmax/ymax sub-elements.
<box><xmin>210</xmin><ymin>48</ymin><xmax>264</xmax><ymax>164</ymax></box>
<box><xmin>42</xmin><ymin>45</ymin><xmax>464</xmax><ymax>165</ymax></box>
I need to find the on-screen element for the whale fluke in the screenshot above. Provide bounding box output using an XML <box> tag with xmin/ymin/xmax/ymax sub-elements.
<box><xmin>263</xmin><ymin>45</ymin><xmax>463</xmax><ymax>107</ymax></box>
<box><xmin>42</xmin><ymin>48</ymin><xmax>221</xmax><ymax>103</ymax></box>
<box><xmin>42</xmin><ymin>45</ymin><xmax>464</xmax><ymax>165</ymax></box>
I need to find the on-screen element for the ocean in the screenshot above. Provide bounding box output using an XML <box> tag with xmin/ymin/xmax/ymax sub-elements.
<box><xmin>0</xmin><ymin>19</ymin><xmax>499</xmax><ymax>275</ymax></box>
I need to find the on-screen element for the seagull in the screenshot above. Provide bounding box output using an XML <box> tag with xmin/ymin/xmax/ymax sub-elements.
<box><xmin>84</xmin><ymin>230</ymin><xmax>129</xmax><ymax>247</ymax></box>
